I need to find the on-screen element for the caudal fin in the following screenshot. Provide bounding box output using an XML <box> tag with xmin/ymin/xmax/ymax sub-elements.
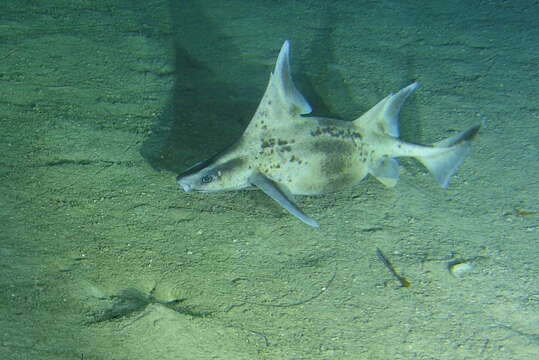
<box><xmin>416</xmin><ymin>125</ymin><xmax>480</xmax><ymax>188</ymax></box>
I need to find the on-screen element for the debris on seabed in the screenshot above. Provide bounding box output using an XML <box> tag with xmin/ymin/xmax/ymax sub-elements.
<box><xmin>448</xmin><ymin>261</ymin><xmax>476</xmax><ymax>278</ymax></box>
<box><xmin>376</xmin><ymin>248</ymin><xmax>411</xmax><ymax>288</ymax></box>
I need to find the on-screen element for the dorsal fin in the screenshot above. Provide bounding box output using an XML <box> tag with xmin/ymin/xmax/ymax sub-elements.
<box><xmin>354</xmin><ymin>82</ymin><xmax>419</xmax><ymax>137</ymax></box>
<box><xmin>272</xmin><ymin>40</ymin><xmax>312</xmax><ymax>116</ymax></box>
<box><xmin>245</xmin><ymin>41</ymin><xmax>312</xmax><ymax>135</ymax></box>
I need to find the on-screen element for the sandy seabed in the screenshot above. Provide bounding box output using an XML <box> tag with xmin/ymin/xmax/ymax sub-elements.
<box><xmin>1</xmin><ymin>1</ymin><xmax>538</xmax><ymax>359</ymax></box>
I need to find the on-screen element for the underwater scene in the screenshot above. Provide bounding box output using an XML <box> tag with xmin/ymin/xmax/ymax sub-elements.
<box><xmin>1</xmin><ymin>0</ymin><xmax>538</xmax><ymax>359</ymax></box>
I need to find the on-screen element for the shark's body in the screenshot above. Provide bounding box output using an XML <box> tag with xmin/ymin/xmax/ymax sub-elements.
<box><xmin>177</xmin><ymin>41</ymin><xmax>479</xmax><ymax>227</ymax></box>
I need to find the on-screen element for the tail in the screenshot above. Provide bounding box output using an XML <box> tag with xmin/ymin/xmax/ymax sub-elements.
<box><xmin>354</xmin><ymin>82</ymin><xmax>480</xmax><ymax>188</ymax></box>
<box><xmin>416</xmin><ymin>125</ymin><xmax>480</xmax><ymax>188</ymax></box>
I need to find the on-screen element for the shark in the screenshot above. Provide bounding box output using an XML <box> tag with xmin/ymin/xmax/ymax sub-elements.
<box><xmin>177</xmin><ymin>40</ymin><xmax>480</xmax><ymax>228</ymax></box>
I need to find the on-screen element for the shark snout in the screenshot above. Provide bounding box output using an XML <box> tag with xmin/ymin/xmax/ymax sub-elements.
<box><xmin>176</xmin><ymin>175</ymin><xmax>192</xmax><ymax>192</ymax></box>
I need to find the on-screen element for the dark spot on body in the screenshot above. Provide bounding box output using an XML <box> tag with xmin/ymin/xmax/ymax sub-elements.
<box><xmin>312</xmin><ymin>139</ymin><xmax>351</xmax><ymax>154</ymax></box>
<box><xmin>310</xmin><ymin>126</ymin><xmax>361</xmax><ymax>141</ymax></box>
<box><xmin>322</xmin><ymin>156</ymin><xmax>348</xmax><ymax>178</ymax></box>
<box><xmin>311</xmin><ymin>140</ymin><xmax>354</xmax><ymax>187</ymax></box>
<box><xmin>290</xmin><ymin>155</ymin><xmax>303</xmax><ymax>164</ymax></box>
<box><xmin>261</xmin><ymin>138</ymin><xmax>276</xmax><ymax>149</ymax></box>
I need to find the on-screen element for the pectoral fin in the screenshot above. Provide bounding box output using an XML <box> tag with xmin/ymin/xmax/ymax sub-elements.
<box><xmin>371</xmin><ymin>158</ymin><xmax>400</xmax><ymax>187</ymax></box>
<box><xmin>249</xmin><ymin>173</ymin><xmax>320</xmax><ymax>228</ymax></box>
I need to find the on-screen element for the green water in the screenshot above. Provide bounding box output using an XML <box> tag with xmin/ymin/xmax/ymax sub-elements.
<box><xmin>1</xmin><ymin>1</ymin><xmax>538</xmax><ymax>359</ymax></box>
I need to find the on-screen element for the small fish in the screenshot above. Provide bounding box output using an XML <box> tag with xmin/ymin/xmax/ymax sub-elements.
<box><xmin>376</xmin><ymin>248</ymin><xmax>411</xmax><ymax>288</ymax></box>
<box><xmin>177</xmin><ymin>41</ymin><xmax>480</xmax><ymax>227</ymax></box>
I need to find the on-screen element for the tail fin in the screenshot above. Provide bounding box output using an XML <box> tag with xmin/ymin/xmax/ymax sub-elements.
<box><xmin>416</xmin><ymin>125</ymin><xmax>480</xmax><ymax>188</ymax></box>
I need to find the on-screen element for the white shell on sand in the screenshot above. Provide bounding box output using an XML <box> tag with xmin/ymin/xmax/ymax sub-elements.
<box><xmin>449</xmin><ymin>262</ymin><xmax>476</xmax><ymax>278</ymax></box>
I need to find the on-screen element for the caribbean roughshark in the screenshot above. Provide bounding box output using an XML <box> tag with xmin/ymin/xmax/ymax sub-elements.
<box><xmin>177</xmin><ymin>41</ymin><xmax>479</xmax><ymax>227</ymax></box>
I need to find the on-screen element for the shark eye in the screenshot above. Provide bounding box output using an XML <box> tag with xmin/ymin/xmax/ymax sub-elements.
<box><xmin>201</xmin><ymin>174</ymin><xmax>214</xmax><ymax>184</ymax></box>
